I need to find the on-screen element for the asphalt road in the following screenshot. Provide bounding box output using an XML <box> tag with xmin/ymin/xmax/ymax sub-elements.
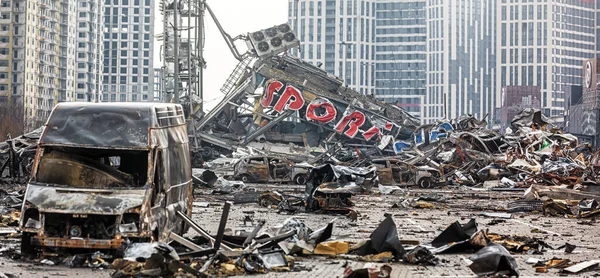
<box><xmin>1</xmin><ymin>186</ymin><xmax>599</xmax><ymax>277</ymax></box>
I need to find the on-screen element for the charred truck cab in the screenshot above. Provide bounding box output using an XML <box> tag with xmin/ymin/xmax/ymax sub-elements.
<box><xmin>19</xmin><ymin>103</ymin><xmax>193</xmax><ymax>255</ymax></box>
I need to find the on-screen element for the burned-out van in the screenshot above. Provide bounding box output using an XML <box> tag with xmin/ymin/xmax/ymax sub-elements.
<box><xmin>19</xmin><ymin>103</ymin><xmax>192</xmax><ymax>254</ymax></box>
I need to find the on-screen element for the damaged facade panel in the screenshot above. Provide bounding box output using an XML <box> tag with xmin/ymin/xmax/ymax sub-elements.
<box><xmin>19</xmin><ymin>103</ymin><xmax>193</xmax><ymax>254</ymax></box>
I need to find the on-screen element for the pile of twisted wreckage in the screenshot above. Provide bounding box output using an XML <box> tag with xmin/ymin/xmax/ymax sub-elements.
<box><xmin>186</xmin><ymin>37</ymin><xmax>600</xmax><ymax>216</ymax></box>
<box><xmin>194</xmin><ymin>106</ymin><xmax>600</xmax><ymax>219</ymax></box>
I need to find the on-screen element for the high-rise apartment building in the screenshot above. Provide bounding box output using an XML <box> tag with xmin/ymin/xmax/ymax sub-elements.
<box><xmin>375</xmin><ymin>1</ymin><xmax>425</xmax><ymax>117</ymax></box>
<box><xmin>75</xmin><ymin>0</ymin><xmax>104</xmax><ymax>102</ymax></box>
<box><xmin>498</xmin><ymin>0</ymin><xmax>596</xmax><ymax>119</ymax></box>
<box><xmin>426</xmin><ymin>0</ymin><xmax>496</xmax><ymax>122</ymax></box>
<box><xmin>76</xmin><ymin>0</ymin><xmax>104</xmax><ymax>102</ymax></box>
<box><xmin>1</xmin><ymin>0</ymin><xmax>78</xmax><ymax>133</ymax></box>
<box><xmin>102</xmin><ymin>0</ymin><xmax>154</xmax><ymax>102</ymax></box>
<box><xmin>597</xmin><ymin>1</ymin><xmax>600</xmax><ymax>56</ymax></box>
<box><xmin>289</xmin><ymin>0</ymin><xmax>377</xmax><ymax>95</ymax></box>
<box><xmin>289</xmin><ymin>0</ymin><xmax>496</xmax><ymax>122</ymax></box>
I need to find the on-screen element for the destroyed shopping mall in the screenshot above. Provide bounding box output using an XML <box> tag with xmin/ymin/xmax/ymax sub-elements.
<box><xmin>2</xmin><ymin>22</ymin><xmax>600</xmax><ymax>278</ymax></box>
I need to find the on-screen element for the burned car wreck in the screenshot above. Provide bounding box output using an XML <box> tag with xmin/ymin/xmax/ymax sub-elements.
<box><xmin>372</xmin><ymin>158</ymin><xmax>442</xmax><ymax>188</ymax></box>
<box><xmin>19</xmin><ymin>103</ymin><xmax>193</xmax><ymax>255</ymax></box>
<box><xmin>233</xmin><ymin>155</ymin><xmax>312</xmax><ymax>184</ymax></box>
<box><xmin>305</xmin><ymin>164</ymin><xmax>377</xmax><ymax>216</ymax></box>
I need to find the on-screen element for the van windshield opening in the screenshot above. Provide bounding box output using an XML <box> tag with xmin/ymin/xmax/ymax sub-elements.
<box><xmin>36</xmin><ymin>147</ymin><xmax>149</xmax><ymax>188</ymax></box>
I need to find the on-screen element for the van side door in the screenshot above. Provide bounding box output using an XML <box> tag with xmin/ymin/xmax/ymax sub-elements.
<box><xmin>150</xmin><ymin>150</ymin><xmax>167</xmax><ymax>239</ymax></box>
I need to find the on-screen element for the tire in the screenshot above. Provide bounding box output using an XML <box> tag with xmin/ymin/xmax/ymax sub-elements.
<box><xmin>418</xmin><ymin>177</ymin><xmax>433</xmax><ymax>189</ymax></box>
<box><xmin>294</xmin><ymin>174</ymin><xmax>308</xmax><ymax>185</ymax></box>
<box><xmin>202</xmin><ymin>147</ymin><xmax>214</xmax><ymax>160</ymax></box>
<box><xmin>259</xmin><ymin>197</ymin><xmax>273</xmax><ymax>207</ymax></box>
<box><xmin>240</xmin><ymin>174</ymin><xmax>252</xmax><ymax>183</ymax></box>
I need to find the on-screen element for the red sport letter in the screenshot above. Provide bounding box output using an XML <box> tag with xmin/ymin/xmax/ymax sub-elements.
<box><xmin>384</xmin><ymin>122</ymin><xmax>395</xmax><ymax>131</ymax></box>
<box><xmin>261</xmin><ymin>80</ymin><xmax>284</xmax><ymax>108</ymax></box>
<box><xmin>306</xmin><ymin>99</ymin><xmax>337</xmax><ymax>123</ymax></box>
<box><xmin>334</xmin><ymin>111</ymin><xmax>366</xmax><ymax>138</ymax></box>
<box><xmin>273</xmin><ymin>85</ymin><xmax>305</xmax><ymax>112</ymax></box>
<box><xmin>362</xmin><ymin>126</ymin><xmax>381</xmax><ymax>141</ymax></box>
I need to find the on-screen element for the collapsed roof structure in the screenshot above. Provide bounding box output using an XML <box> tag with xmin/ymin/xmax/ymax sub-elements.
<box><xmin>162</xmin><ymin>21</ymin><xmax>421</xmax><ymax>163</ymax></box>
<box><xmin>157</xmin><ymin>0</ymin><xmax>423</xmax><ymax>162</ymax></box>
<box><xmin>193</xmin><ymin>53</ymin><xmax>420</xmax><ymax>160</ymax></box>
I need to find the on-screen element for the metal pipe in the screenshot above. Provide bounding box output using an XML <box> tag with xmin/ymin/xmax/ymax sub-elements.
<box><xmin>242</xmin><ymin>110</ymin><xmax>294</xmax><ymax>146</ymax></box>
<box><xmin>242</xmin><ymin>220</ymin><xmax>265</xmax><ymax>246</ymax></box>
<box><xmin>213</xmin><ymin>201</ymin><xmax>231</xmax><ymax>251</ymax></box>
<box><xmin>187</xmin><ymin>0</ymin><xmax>191</xmax><ymax>101</ymax></box>
<box><xmin>173</xmin><ymin>0</ymin><xmax>180</xmax><ymax>103</ymax></box>
<box><xmin>195</xmin><ymin>78</ymin><xmax>252</xmax><ymax>130</ymax></box>
<box><xmin>204</xmin><ymin>2</ymin><xmax>242</xmax><ymax>61</ymax></box>
<box><xmin>176</xmin><ymin>211</ymin><xmax>233</xmax><ymax>251</ymax></box>
<box><xmin>169</xmin><ymin>232</ymin><xmax>204</xmax><ymax>251</ymax></box>
<box><xmin>185</xmin><ymin>0</ymin><xmax>199</xmax><ymax>148</ymax></box>
<box><xmin>198</xmin><ymin>0</ymin><xmax>204</xmax><ymax>111</ymax></box>
<box><xmin>161</xmin><ymin>0</ymin><xmax>168</xmax><ymax>102</ymax></box>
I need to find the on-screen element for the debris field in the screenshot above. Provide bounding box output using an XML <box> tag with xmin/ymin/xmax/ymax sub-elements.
<box><xmin>2</xmin><ymin>185</ymin><xmax>600</xmax><ymax>277</ymax></box>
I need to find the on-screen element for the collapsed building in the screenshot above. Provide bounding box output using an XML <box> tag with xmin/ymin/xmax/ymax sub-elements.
<box><xmin>193</xmin><ymin>54</ymin><xmax>420</xmax><ymax>162</ymax></box>
<box><xmin>178</xmin><ymin>23</ymin><xmax>419</xmax><ymax>165</ymax></box>
<box><xmin>0</xmin><ymin>127</ymin><xmax>42</xmax><ymax>183</ymax></box>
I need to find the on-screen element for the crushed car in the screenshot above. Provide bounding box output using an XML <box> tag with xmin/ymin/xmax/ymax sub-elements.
<box><xmin>372</xmin><ymin>158</ymin><xmax>442</xmax><ymax>188</ymax></box>
<box><xmin>19</xmin><ymin>103</ymin><xmax>193</xmax><ymax>255</ymax></box>
<box><xmin>233</xmin><ymin>155</ymin><xmax>312</xmax><ymax>184</ymax></box>
<box><xmin>305</xmin><ymin>164</ymin><xmax>377</xmax><ymax>216</ymax></box>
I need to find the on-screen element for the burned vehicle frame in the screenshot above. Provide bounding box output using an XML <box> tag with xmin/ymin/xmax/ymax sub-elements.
<box><xmin>19</xmin><ymin>103</ymin><xmax>193</xmax><ymax>255</ymax></box>
<box><xmin>305</xmin><ymin>164</ymin><xmax>377</xmax><ymax>215</ymax></box>
<box><xmin>233</xmin><ymin>155</ymin><xmax>311</xmax><ymax>185</ymax></box>
<box><xmin>372</xmin><ymin>158</ymin><xmax>442</xmax><ymax>188</ymax></box>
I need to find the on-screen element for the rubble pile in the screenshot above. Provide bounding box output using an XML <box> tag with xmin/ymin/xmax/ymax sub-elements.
<box><xmin>175</xmin><ymin>106</ymin><xmax>600</xmax><ymax>277</ymax></box>
<box><xmin>0</xmin><ymin>127</ymin><xmax>42</xmax><ymax>185</ymax></box>
<box><xmin>194</xmin><ymin>107</ymin><xmax>600</xmax><ymax>219</ymax></box>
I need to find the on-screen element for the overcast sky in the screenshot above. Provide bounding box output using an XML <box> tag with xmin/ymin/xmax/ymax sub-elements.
<box><xmin>153</xmin><ymin>0</ymin><xmax>288</xmax><ymax>110</ymax></box>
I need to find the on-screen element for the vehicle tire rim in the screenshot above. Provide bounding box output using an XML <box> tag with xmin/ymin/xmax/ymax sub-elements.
<box><xmin>421</xmin><ymin>179</ymin><xmax>431</xmax><ymax>188</ymax></box>
<box><xmin>242</xmin><ymin>175</ymin><xmax>249</xmax><ymax>182</ymax></box>
<box><xmin>296</xmin><ymin>175</ymin><xmax>306</xmax><ymax>185</ymax></box>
